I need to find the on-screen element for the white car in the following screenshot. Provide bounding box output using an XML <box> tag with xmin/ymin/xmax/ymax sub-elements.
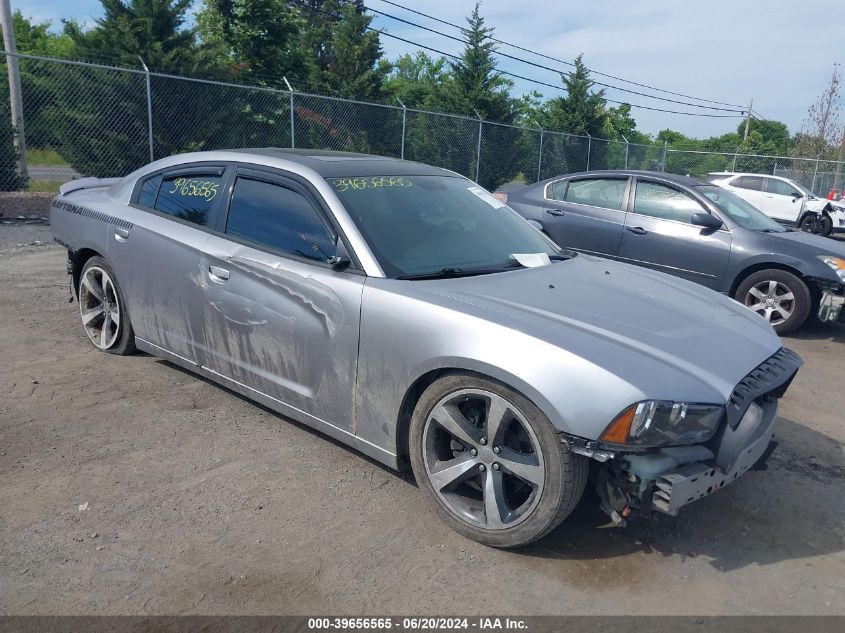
<box><xmin>707</xmin><ymin>172</ymin><xmax>844</xmax><ymax>236</ymax></box>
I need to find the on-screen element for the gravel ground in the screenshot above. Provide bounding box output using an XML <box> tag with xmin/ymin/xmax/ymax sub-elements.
<box><xmin>1</xmin><ymin>224</ymin><xmax>843</xmax><ymax>615</ymax></box>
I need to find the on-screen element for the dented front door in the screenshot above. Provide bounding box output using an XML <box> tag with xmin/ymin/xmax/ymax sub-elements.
<box><xmin>199</xmin><ymin>235</ymin><xmax>364</xmax><ymax>431</ymax></box>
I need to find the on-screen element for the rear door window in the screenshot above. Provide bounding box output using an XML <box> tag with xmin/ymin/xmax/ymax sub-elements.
<box><xmin>562</xmin><ymin>178</ymin><xmax>627</xmax><ymax>211</ymax></box>
<box><xmin>153</xmin><ymin>173</ymin><xmax>224</xmax><ymax>227</ymax></box>
<box><xmin>732</xmin><ymin>175</ymin><xmax>764</xmax><ymax>191</ymax></box>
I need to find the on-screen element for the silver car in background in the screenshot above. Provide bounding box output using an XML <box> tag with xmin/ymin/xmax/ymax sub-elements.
<box><xmin>50</xmin><ymin>150</ymin><xmax>801</xmax><ymax>547</ymax></box>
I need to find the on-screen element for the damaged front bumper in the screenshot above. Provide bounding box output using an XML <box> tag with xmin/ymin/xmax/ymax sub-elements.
<box><xmin>815</xmin><ymin>278</ymin><xmax>845</xmax><ymax>323</ymax></box>
<box><xmin>572</xmin><ymin>347</ymin><xmax>802</xmax><ymax>524</ymax></box>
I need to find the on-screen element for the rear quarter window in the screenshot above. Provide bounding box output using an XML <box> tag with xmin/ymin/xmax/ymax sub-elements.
<box><xmin>137</xmin><ymin>175</ymin><xmax>161</xmax><ymax>208</ymax></box>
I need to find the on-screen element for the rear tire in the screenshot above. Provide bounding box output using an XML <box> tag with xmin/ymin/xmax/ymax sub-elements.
<box><xmin>78</xmin><ymin>256</ymin><xmax>136</xmax><ymax>355</ymax></box>
<box><xmin>734</xmin><ymin>269</ymin><xmax>811</xmax><ymax>335</ymax></box>
<box><xmin>409</xmin><ymin>373</ymin><xmax>587</xmax><ymax>548</ymax></box>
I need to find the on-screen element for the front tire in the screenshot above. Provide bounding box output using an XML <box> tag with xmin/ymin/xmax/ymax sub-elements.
<box><xmin>78</xmin><ymin>256</ymin><xmax>136</xmax><ymax>355</ymax></box>
<box><xmin>735</xmin><ymin>269</ymin><xmax>811</xmax><ymax>335</ymax></box>
<box><xmin>409</xmin><ymin>374</ymin><xmax>587</xmax><ymax>548</ymax></box>
<box><xmin>819</xmin><ymin>214</ymin><xmax>833</xmax><ymax>237</ymax></box>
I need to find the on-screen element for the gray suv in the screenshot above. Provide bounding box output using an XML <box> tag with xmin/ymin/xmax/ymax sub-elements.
<box><xmin>502</xmin><ymin>170</ymin><xmax>845</xmax><ymax>334</ymax></box>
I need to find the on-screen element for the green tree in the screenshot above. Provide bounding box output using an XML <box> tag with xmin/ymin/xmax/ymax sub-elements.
<box><xmin>539</xmin><ymin>55</ymin><xmax>609</xmax><ymax>172</ymax></box>
<box><xmin>293</xmin><ymin>0</ymin><xmax>384</xmax><ymax>99</ymax></box>
<box><xmin>383</xmin><ymin>52</ymin><xmax>448</xmax><ymax>108</ymax></box>
<box><xmin>196</xmin><ymin>0</ymin><xmax>309</xmax><ymax>85</ymax></box>
<box><xmin>68</xmin><ymin>1</ymin><xmax>201</xmax><ymax>73</ymax></box>
<box><xmin>47</xmin><ymin>1</ymin><xmax>216</xmax><ymax>175</ymax></box>
<box><xmin>320</xmin><ymin>1</ymin><xmax>383</xmax><ymax>99</ymax></box>
<box><xmin>12</xmin><ymin>11</ymin><xmax>75</xmax><ymax>57</ymax></box>
<box><xmin>437</xmin><ymin>3</ymin><xmax>514</xmax><ymax>122</ymax></box>
<box><xmin>739</xmin><ymin>119</ymin><xmax>791</xmax><ymax>155</ymax></box>
<box><xmin>542</xmin><ymin>55</ymin><xmax>608</xmax><ymax>137</ymax></box>
<box><xmin>415</xmin><ymin>4</ymin><xmax>521</xmax><ymax>187</ymax></box>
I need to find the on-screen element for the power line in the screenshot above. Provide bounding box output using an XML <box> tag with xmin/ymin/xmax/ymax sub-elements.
<box><xmin>365</xmin><ymin>1</ymin><xmax>744</xmax><ymax>113</ymax></box>
<box><xmin>374</xmin><ymin>0</ymin><xmax>747</xmax><ymax>110</ymax></box>
<box><xmin>290</xmin><ymin>0</ymin><xmax>744</xmax><ymax>118</ymax></box>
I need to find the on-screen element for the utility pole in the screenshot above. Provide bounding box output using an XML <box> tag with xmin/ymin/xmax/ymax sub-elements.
<box><xmin>743</xmin><ymin>98</ymin><xmax>753</xmax><ymax>142</ymax></box>
<box><xmin>835</xmin><ymin>128</ymin><xmax>845</xmax><ymax>191</ymax></box>
<box><xmin>0</xmin><ymin>0</ymin><xmax>28</xmax><ymax>183</ymax></box>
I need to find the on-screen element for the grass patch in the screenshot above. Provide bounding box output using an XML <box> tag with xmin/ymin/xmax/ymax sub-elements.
<box><xmin>28</xmin><ymin>148</ymin><xmax>69</xmax><ymax>167</ymax></box>
<box><xmin>28</xmin><ymin>180</ymin><xmax>63</xmax><ymax>193</ymax></box>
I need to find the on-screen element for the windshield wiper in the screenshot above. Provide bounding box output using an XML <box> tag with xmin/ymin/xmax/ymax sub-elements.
<box><xmin>396</xmin><ymin>267</ymin><xmax>504</xmax><ymax>280</ymax></box>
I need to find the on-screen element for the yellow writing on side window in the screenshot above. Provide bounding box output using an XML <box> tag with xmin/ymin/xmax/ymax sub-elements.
<box><xmin>330</xmin><ymin>177</ymin><xmax>413</xmax><ymax>192</ymax></box>
<box><xmin>168</xmin><ymin>177</ymin><xmax>219</xmax><ymax>201</ymax></box>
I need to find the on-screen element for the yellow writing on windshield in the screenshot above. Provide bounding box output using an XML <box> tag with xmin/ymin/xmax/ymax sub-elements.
<box><xmin>330</xmin><ymin>177</ymin><xmax>413</xmax><ymax>192</ymax></box>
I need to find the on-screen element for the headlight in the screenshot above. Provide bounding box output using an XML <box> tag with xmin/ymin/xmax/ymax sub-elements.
<box><xmin>817</xmin><ymin>255</ymin><xmax>845</xmax><ymax>282</ymax></box>
<box><xmin>600</xmin><ymin>401</ymin><xmax>724</xmax><ymax>447</ymax></box>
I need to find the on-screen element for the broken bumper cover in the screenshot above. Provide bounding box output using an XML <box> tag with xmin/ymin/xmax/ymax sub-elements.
<box><xmin>616</xmin><ymin>347</ymin><xmax>802</xmax><ymax>519</ymax></box>
<box><xmin>651</xmin><ymin>405</ymin><xmax>775</xmax><ymax>515</ymax></box>
<box><xmin>816</xmin><ymin>280</ymin><xmax>845</xmax><ymax>323</ymax></box>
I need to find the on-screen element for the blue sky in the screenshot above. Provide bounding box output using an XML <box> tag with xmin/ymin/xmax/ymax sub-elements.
<box><xmin>13</xmin><ymin>0</ymin><xmax>845</xmax><ymax>138</ymax></box>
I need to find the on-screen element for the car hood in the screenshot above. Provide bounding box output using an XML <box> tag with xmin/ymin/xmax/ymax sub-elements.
<box><xmin>417</xmin><ymin>255</ymin><xmax>781</xmax><ymax>399</ymax></box>
<box><xmin>762</xmin><ymin>229</ymin><xmax>845</xmax><ymax>257</ymax></box>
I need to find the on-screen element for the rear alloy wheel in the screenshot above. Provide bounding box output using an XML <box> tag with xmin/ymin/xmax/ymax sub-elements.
<box><xmin>735</xmin><ymin>269</ymin><xmax>811</xmax><ymax>335</ymax></box>
<box><xmin>78</xmin><ymin>257</ymin><xmax>136</xmax><ymax>355</ymax></box>
<box><xmin>409</xmin><ymin>374</ymin><xmax>586</xmax><ymax>548</ymax></box>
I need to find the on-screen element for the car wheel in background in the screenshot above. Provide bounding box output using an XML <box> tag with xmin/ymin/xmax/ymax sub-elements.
<box><xmin>798</xmin><ymin>213</ymin><xmax>831</xmax><ymax>236</ymax></box>
<box><xmin>409</xmin><ymin>373</ymin><xmax>587</xmax><ymax>548</ymax></box>
<box><xmin>78</xmin><ymin>256</ymin><xmax>136</xmax><ymax>355</ymax></box>
<box><xmin>798</xmin><ymin>214</ymin><xmax>818</xmax><ymax>233</ymax></box>
<box><xmin>819</xmin><ymin>214</ymin><xmax>833</xmax><ymax>237</ymax></box>
<box><xmin>735</xmin><ymin>269</ymin><xmax>811</xmax><ymax>335</ymax></box>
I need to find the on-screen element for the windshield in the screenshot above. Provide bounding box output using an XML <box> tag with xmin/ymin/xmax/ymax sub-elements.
<box><xmin>328</xmin><ymin>175</ymin><xmax>561</xmax><ymax>277</ymax></box>
<box><xmin>696</xmin><ymin>185</ymin><xmax>786</xmax><ymax>232</ymax></box>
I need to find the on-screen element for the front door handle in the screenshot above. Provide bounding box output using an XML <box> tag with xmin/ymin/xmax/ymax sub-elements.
<box><xmin>114</xmin><ymin>227</ymin><xmax>130</xmax><ymax>241</ymax></box>
<box><xmin>626</xmin><ymin>226</ymin><xmax>648</xmax><ymax>235</ymax></box>
<box><xmin>545</xmin><ymin>209</ymin><xmax>565</xmax><ymax>217</ymax></box>
<box><xmin>208</xmin><ymin>265</ymin><xmax>230</xmax><ymax>281</ymax></box>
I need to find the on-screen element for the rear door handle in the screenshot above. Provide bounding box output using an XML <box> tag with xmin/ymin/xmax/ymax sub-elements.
<box><xmin>208</xmin><ymin>265</ymin><xmax>230</xmax><ymax>281</ymax></box>
<box><xmin>545</xmin><ymin>209</ymin><xmax>565</xmax><ymax>217</ymax></box>
<box><xmin>626</xmin><ymin>226</ymin><xmax>648</xmax><ymax>235</ymax></box>
<box><xmin>114</xmin><ymin>227</ymin><xmax>130</xmax><ymax>241</ymax></box>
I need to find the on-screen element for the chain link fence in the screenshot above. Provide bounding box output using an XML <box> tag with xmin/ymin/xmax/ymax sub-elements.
<box><xmin>2</xmin><ymin>52</ymin><xmax>845</xmax><ymax>196</ymax></box>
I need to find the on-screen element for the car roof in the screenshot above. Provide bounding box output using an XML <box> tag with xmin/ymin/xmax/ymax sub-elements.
<box><xmin>225</xmin><ymin>148</ymin><xmax>455</xmax><ymax>178</ymax></box>
<box><xmin>533</xmin><ymin>170</ymin><xmax>707</xmax><ymax>188</ymax></box>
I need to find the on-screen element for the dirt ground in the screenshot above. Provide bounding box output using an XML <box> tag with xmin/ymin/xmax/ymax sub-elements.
<box><xmin>1</xmin><ymin>223</ymin><xmax>843</xmax><ymax>616</ymax></box>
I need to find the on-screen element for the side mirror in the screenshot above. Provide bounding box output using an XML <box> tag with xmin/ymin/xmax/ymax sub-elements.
<box><xmin>526</xmin><ymin>219</ymin><xmax>544</xmax><ymax>233</ymax></box>
<box><xmin>691</xmin><ymin>212</ymin><xmax>723</xmax><ymax>230</ymax></box>
<box><xmin>328</xmin><ymin>239</ymin><xmax>352</xmax><ymax>270</ymax></box>
<box><xmin>791</xmin><ymin>192</ymin><xmax>802</xmax><ymax>201</ymax></box>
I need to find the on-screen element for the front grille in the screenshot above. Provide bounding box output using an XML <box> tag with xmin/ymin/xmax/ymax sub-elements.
<box><xmin>726</xmin><ymin>347</ymin><xmax>802</xmax><ymax>429</ymax></box>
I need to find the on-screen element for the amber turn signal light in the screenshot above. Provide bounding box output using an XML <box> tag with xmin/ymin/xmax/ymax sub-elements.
<box><xmin>600</xmin><ymin>405</ymin><xmax>636</xmax><ymax>444</ymax></box>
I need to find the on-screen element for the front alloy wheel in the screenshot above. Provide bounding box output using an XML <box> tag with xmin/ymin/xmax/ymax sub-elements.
<box><xmin>410</xmin><ymin>374</ymin><xmax>587</xmax><ymax>548</ymax></box>
<box><xmin>743</xmin><ymin>279</ymin><xmax>795</xmax><ymax>327</ymax></box>
<box><xmin>423</xmin><ymin>389</ymin><xmax>545</xmax><ymax>529</ymax></box>
<box><xmin>735</xmin><ymin>268</ymin><xmax>811</xmax><ymax>335</ymax></box>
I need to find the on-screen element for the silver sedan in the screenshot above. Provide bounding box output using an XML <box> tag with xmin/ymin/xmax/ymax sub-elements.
<box><xmin>50</xmin><ymin>149</ymin><xmax>802</xmax><ymax>547</ymax></box>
